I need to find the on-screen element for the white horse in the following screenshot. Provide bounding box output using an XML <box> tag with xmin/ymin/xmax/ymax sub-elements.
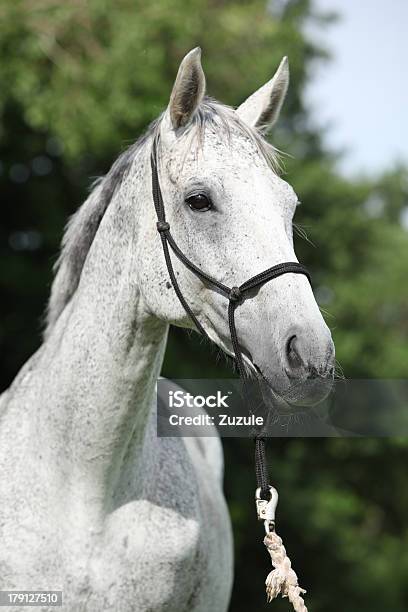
<box><xmin>0</xmin><ymin>48</ymin><xmax>334</xmax><ymax>611</ymax></box>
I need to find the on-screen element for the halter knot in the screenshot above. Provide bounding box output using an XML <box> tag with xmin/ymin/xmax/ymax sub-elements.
<box><xmin>156</xmin><ymin>221</ymin><xmax>170</xmax><ymax>232</ymax></box>
<box><xmin>229</xmin><ymin>286</ymin><xmax>242</xmax><ymax>302</ymax></box>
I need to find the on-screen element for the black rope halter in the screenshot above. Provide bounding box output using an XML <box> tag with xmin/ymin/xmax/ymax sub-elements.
<box><xmin>151</xmin><ymin>137</ymin><xmax>310</xmax><ymax>500</ymax></box>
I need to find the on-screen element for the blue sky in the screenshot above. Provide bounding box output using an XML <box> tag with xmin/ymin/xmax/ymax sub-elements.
<box><xmin>306</xmin><ymin>0</ymin><xmax>408</xmax><ymax>177</ymax></box>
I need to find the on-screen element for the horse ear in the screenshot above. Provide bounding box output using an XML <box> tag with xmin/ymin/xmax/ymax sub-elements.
<box><xmin>236</xmin><ymin>57</ymin><xmax>289</xmax><ymax>132</ymax></box>
<box><xmin>168</xmin><ymin>47</ymin><xmax>206</xmax><ymax>130</ymax></box>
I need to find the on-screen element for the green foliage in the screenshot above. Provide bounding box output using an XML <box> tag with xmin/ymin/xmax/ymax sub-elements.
<box><xmin>1</xmin><ymin>1</ymin><xmax>408</xmax><ymax>610</ymax></box>
<box><xmin>0</xmin><ymin>0</ymin><xmax>326</xmax><ymax>158</ymax></box>
<box><xmin>289</xmin><ymin>159</ymin><xmax>408</xmax><ymax>377</ymax></box>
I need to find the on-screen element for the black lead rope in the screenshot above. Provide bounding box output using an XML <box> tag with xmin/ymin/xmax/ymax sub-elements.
<box><xmin>151</xmin><ymin>138</ymin><xmax>310</xmax><ymax>501</ymax></box>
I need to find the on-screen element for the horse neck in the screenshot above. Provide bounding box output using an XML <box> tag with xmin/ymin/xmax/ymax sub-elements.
<box><xmin>42</xmin><ymin>141</ymin><xmax>168</xmax><ymax>504</ymax></box>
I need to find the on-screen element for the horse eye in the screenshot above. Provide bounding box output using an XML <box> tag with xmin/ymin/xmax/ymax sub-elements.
<box><xmin>185</xmin><ymin>193</ymin><xmax>212</xmax><ymax>212</ymax></box>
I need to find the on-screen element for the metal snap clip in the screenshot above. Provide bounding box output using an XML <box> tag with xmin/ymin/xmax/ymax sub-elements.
<box><xmin>255</xmin><ymin>486</ymin><xmax>279</xmax><ymax>534</ymax></box>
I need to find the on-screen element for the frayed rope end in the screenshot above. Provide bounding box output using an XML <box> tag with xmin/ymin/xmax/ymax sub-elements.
<box><xmin>264</xmin><ymin>531</ymin><xmax>308</xmax><ymax>612</ymax></box>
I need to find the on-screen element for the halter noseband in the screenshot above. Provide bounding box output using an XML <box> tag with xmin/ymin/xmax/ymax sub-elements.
<box><xmin>151</xmin><ymin>137</ymin><xmax>310</xmax><ymax>500</ymax></box>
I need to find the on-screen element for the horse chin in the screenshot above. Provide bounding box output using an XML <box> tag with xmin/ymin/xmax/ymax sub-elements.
<box><xmin>280</xmin><ymin>377</ymin><xmax>334</xmax><ymax>408</ymax></box>
<box><xmin>250</xmin><ymin>361</ymin><xmax>334</xmax><ymax>411</ymax></box>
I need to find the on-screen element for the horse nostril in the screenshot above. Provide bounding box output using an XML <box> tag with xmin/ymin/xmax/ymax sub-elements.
<box><xmin>286</xmin><ymin>335</ymin><xmax>302</xmax><ymax>369</ymax></box>
<box><xmin>285</xmin><ymin>331</ymin><xmax>335</xmax><ymax>379</ymax></box>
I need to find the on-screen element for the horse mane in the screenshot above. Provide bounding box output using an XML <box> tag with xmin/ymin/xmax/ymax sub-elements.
<box><xmin>44</xmin><ymin>98</ymin><xmax>278</xmax><ymax>338</ymax></box>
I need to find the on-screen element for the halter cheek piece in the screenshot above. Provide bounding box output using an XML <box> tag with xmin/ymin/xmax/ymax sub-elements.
<box><xmin>151</xmin><ymin>138</ymin><xmax>311</xmax><ymax>500</ymax></box>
